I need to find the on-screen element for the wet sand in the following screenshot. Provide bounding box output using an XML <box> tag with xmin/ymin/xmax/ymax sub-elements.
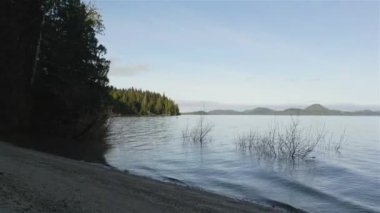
<box><xmin>0</xmin><ymin>141</ymin><xmax>283</xmax><ymax>213</ymax></box>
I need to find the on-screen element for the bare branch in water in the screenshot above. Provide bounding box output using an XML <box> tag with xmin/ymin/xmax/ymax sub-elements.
<box><xmin>182</xmin><ymin>115</ymin><xmax>213</xmax><ymax>146</ymax></box>
<box><xmin>236</xmin><ymin>119</ymin><xmax>347</xmax><ymax>161</ymax></box>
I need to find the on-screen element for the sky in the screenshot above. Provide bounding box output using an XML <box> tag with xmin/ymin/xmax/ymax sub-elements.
<box><xmin>92</xmin><ymin>0</ymin><xmax>379</xmax><ymax>112</ymax></box>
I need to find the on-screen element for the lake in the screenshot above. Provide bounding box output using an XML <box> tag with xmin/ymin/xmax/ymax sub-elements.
<box><xmin>105</xmin><ymin>115</ymin><xmax>380</xmax><ymax>212</ymax></box>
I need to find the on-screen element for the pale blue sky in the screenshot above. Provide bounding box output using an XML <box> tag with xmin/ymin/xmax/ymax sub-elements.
<box><xmin>93</xmin><ymin>0</ymin><xmax>379</xmax><ymax>111</ymax></box>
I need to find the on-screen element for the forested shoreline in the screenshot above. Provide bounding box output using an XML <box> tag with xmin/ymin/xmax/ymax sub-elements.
<box><xmin>0</xmin><ymin>0</ymin><xmax>179</xmax><ymax>161</ymax></box>
<box><xmin>1</xmin><ymin>0</ymin><xmax>109</xmax><ymax>140</ymax></box>
<box><xmin>110</xmin><ymin>88</ymin><xmax>180</xmax><ymax>116</ymax></box>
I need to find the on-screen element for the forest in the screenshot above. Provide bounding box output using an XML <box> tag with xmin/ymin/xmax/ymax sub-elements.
<box><xmin>110</xmin><ymin>88</ymin><xmax>180</xmax><ymax>116</ymax></box>
<box><xmin>0</xmin><ymin>0</ymin><xmax>179</xmax><ymax>156</ymax></box>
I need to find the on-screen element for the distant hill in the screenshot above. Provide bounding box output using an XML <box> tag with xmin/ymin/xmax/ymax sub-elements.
<box><xmin>243</xmin><ymin>107</ymin><xmax>275</xmax><ymax>115</ymax></box>
<box><xmin>183</xmin><ymin>104</ymin><xmax>380</xmax><ymax>116</ymax></box>
<box><xmin>304</xmin><ymin>104</ymin><xmax>328</xmax><ymax>112</ymax></box>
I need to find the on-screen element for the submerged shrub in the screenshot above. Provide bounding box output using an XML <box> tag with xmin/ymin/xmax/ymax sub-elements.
<box><xmin>236</xmin><ymin>119</ymin><xmax>346</xmax><ymax>160</ymax></box>
<box><xmin>182</xmin><ymin>116</ymin><xmax>213</xmax><ymax>146</ymax></box>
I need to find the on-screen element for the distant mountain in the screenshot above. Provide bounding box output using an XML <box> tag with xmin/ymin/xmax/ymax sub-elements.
<box><xmin>183</xmin><ymin>104</ymin><xmax>380</xmax><ymax>116</ymax></box>
<box><xmin>304</xmin><ymin>104</ymin><xmax>328</xmax><ymax>112</ymax></box>
<box><xmin>243</xmin><ymin>107</ymin><xmax>275</xmax><ymax>115</ymax></box>
<box><xmin>281</xmin><ymin>108</ymin><xmax>302</xmax><ymax>115</ymax></box>
<box><xmin>181</xmin><ymin>111</ymin><xmax>208</xmax><ymax>115</ymax></box>
<box><xmin>301</xmin><ymin>104</ymin><xmax>341</xmax><ymax>115</ymax></box>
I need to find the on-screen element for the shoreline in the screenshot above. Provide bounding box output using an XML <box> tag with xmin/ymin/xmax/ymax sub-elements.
<box><xmin>0</xmin><ymin>141</ymin><xmax>291</xmax><ymax>212</ymax></box>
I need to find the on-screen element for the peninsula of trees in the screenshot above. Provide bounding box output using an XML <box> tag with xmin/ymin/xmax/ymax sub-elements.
<box><xmin>110</xmin><ymin>88</ymin><xmax>180</xmax><ymax>116</ymax></box>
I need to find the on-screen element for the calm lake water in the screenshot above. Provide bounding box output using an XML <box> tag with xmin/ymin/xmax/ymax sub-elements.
<box><xmin>105</xmin><ymin>115</ymin><xmax>380</xmax><ymax>212</ymax></box>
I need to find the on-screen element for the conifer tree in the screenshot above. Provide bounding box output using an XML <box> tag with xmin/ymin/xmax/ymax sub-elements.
<box><xmin>109</xmin><ymin>88</ymin><xmax>180</xmax><ymax>116</ymax></box>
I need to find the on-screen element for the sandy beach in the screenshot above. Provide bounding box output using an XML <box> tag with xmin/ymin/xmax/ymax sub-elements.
<box><xmin>0</xmin><ymin>141</ymin><xmax>283</xmax><ymax>213</ymax></box>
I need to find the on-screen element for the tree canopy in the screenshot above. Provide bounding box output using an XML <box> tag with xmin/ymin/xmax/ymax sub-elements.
<box><xmin>30</xmin><ymin>0</ymin><xmax>110</xmax><ymax>139</ymax></box>
<box><xmin>1</xmin><ymin>0</ymin><xmax>180</xmax><ymax>147</ymax></box>
<box><xmin>0</xmin><ymin>0</ymin><xmax>182</xmax><ymax>162</ymax></box>
<box><xmin>110</xmin><ymin>88</ymin><xmax>180</xmax><ymax>116</ymax></box>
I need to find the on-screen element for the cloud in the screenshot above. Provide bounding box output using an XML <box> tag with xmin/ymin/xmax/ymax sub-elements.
<box><xmin>109</xmin><ymin>58</ymin><xmax>149</xmax><ymax>76</ymax></box>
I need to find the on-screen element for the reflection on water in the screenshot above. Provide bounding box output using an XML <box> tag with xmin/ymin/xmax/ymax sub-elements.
<box><xmin>105</xmin><ymin>115</ymin><xmax>380</xmax><ymax>212</ymax></box>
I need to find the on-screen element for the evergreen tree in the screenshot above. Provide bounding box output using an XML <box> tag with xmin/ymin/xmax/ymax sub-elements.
<box><xmin>109</xmin><ymin>88</ymin><xmax>180</xmax><ymax>116</ymax></box>
<box><xmin>32</xmin><ymin>0</ymin><xmax>110</xmax><ymax>139</ymax></box>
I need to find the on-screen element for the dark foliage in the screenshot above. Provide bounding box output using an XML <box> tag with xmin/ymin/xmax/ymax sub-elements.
<box><xmin>0</xmin><ymin>0</ymin><xmax>111</xmax><ymax>161</ymax></box>
<box><xmin>0</xmin><ymin>0</ymin><xmax>179</xmax><ymax>161</ymax></box>
<box><xmin>110</xmin><ymin>87</ymin><xmax>180</xmax><ymax>116</ymax></box>
<box><xmin>0</xmin><ymin>0</ymin><xmax>43</xmax><ymax>132</ymax></box>
<box><xmin>31</xmin><ymin>0</ymin><xmax>110</xmax><ymax>139</ymax></box>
